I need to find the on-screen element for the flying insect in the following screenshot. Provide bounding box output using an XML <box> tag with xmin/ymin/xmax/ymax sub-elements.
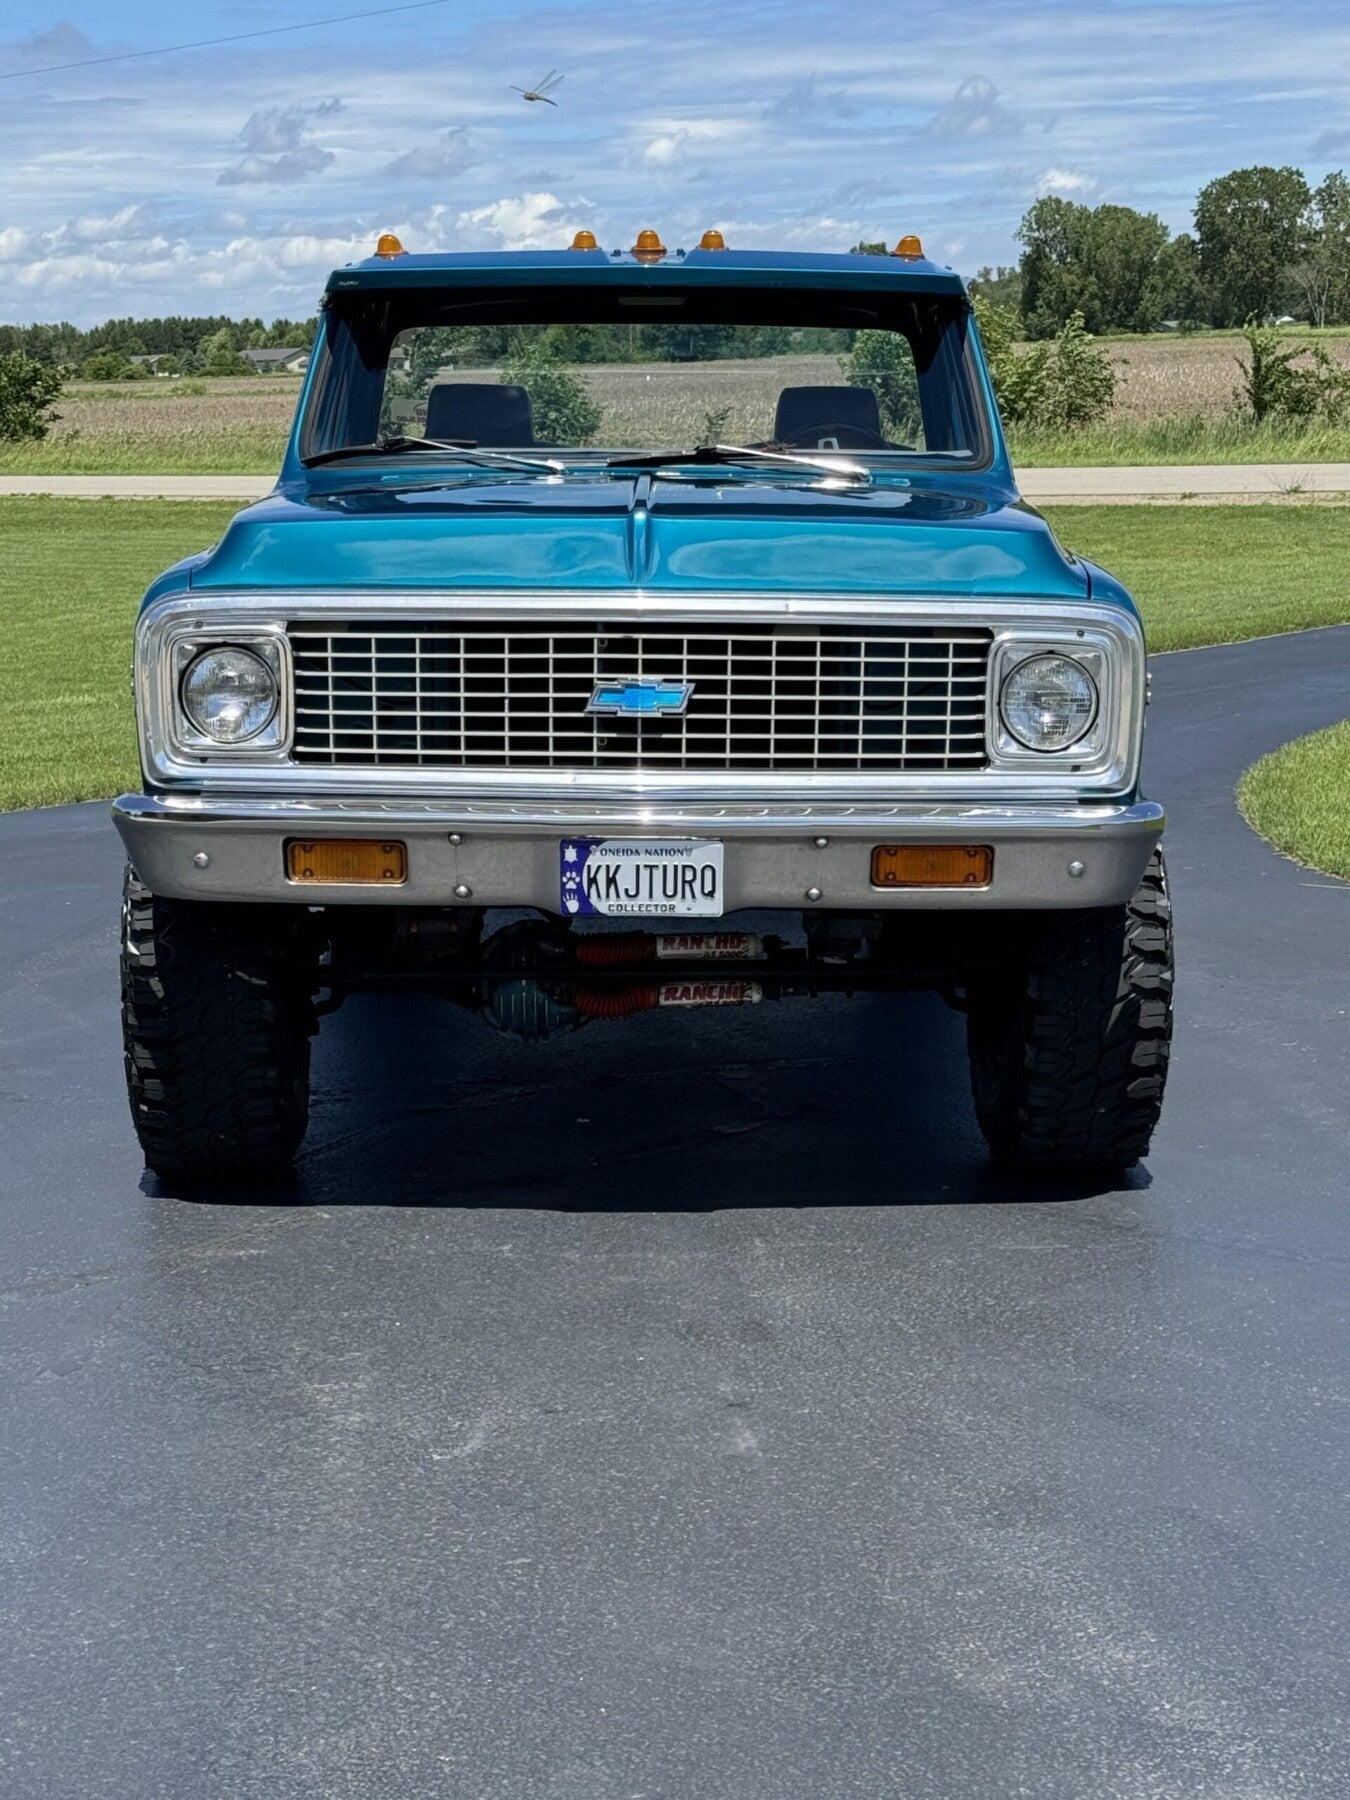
<box><xmin>511</xmin><ymin>70</ymin><xmax>563</xmax><ymax>105</ymax></box>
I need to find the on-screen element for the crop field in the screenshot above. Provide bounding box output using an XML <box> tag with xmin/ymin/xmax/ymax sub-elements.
<box><xmin>1104</xmin><ymin>331</ymin><xmax>1350</xmax><ymax>421</ymax></box>
<box><xmin>0</xmin><ymin>375</ymin><xmax>298</xmax><ymax>474</ymax></box>
<box><xmin>7</xmin><ymin>335</ymin><xmax>1350</xmax><ymax>474</ymax></box>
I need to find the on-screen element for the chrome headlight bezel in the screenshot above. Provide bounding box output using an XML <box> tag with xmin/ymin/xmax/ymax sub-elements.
<box><xmin>148</xmin><ymin>622</ymin><xmax>294</xmax><ymax>764</ymax></box>
<box><xmin>986</xmin><ymin>630</ymin><xmax>1127</xmax><ymax>778</ymax></box>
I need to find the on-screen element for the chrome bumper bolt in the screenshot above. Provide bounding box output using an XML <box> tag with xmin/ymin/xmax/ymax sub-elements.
<box><xmin>449</xmin><ymin>832</ymin><xmax>463</xmax><ymax>846</ymax></box>
<box><xmin>805</xmin><ymin>886</ymin><xmax>822</xmax><ymax>902</ymax></box>
<box><xmin>1068</xmin><ymin>860</ymin><xmax>1086</xmax><ymax>878</ymax></box>
<box><xmin>192</xmin><ymin>852</ymin><xmax>210</xmax><ymax>869</ymax></box>
<box><xmin>453</xmin><ymin>883</ymin><xmax>472</xmax><ymax>899</ymax></box>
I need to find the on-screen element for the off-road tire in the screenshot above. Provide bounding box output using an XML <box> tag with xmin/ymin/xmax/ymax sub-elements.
<box><xmin>121</xmin><ymin>867</ymin><xmax>317</xmax><ymax>1183</ymax></box>
<box><xmin>966</xmin><ymin>846</ymin><xmax>1173</xmax><ymax>1171</ymax></box>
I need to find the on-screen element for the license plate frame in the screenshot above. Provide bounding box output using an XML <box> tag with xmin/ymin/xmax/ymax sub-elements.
<box><xmin>560</xmin><ymin>838</ymin><xmax>725</xmax><ymax>918</ymax></box>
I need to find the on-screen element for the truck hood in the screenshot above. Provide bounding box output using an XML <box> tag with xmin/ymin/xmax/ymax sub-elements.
<box><xmin>187</xmin><ymin>470</ymin><xmax>1087</xmax><ymax>599</ymax></box>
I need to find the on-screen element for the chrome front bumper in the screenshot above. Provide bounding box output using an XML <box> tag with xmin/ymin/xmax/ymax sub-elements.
<box><xmin>112</xmin><ymin>793</ymin><xmax>1165</xmax><ymax>911</ymax></box>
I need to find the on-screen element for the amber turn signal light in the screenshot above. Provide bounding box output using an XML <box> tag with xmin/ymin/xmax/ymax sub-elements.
<box><xmin>569</xmin><ymin>229</ymin><xmax>599</xmax><ymax>250</ymax></box>
<box><xmin>891</xmin><ymin>234</ymin><xmax>924</xmax><ymax>259</ymax></box>
<box><xmin>632</xmin><ymin>228</ymin><xmax>667</xmax><ymax>262</ymax></box>
<box><xmin>871</xmin><ymin>844</ymin><xmax>993</xmax><ymax>888</ymax></box>
<box><xmin>698</xmin><ymin>228</ymin><xmax>727</xmax><ymax>250</ymax></box>
<box><xmin>374</xmin><ymin>232</ymin><xmax>406</xmax><ymax>258</ymax></box>
<box><xmin>286</xmin><ymin>840</ymin><xmax>408</xmax><ymax>884</ymax></box>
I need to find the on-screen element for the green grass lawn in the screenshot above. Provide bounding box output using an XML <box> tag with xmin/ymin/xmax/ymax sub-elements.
<box><xmin>0</xmin><ymin>429</ymin><xmax>288</xmax><ymax>477</ymax></box>
<box><xmin>1238</xmin><ymin>722</ymin><xmax>1350</xmax><ymax>880</ymax></box>
<box><xmin>5</xmin><ymin>419</ymin><xmax>1350</xmax><ymax>475</ymax></box>
<box><xmin>0</xmin><ymin>500</ymin><xmax>237</xmax><ymax>810</ymax></box>
<box><xmin>1046</xmin><ymin>504</ymin><xmax>1350</xmax><ymax>650</ymax></box>
<box><xmin>1007</xmin><ymin>416</ymin><xmax>1350</xmax><ymax>467</ymax></box>
<box><xmin>2</xmin><ymin>497</ymin><xmax>1349</xmax><ymax>810</ymax></box>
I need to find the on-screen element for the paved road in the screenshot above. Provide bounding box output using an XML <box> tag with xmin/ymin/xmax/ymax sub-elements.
<box><xmin>5</xmin><ymin>464</ymin><xmax>1350</xmax><ymax>503</ymax></box>
<box><xmin>2</xmin><ymin>630</ymin><xmax>1347</xmax><ymax>1799</ymax></box>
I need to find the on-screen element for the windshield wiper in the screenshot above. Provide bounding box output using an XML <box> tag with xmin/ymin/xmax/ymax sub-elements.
<box><xmin>606</xmin><ymin>443</ymin><xmax>871</xmax><ymax>486</ymax></box>
<box><xmin>304</xmin><ymin>435</ymin><xmax>566</xmax><ymax>474</ymax></box>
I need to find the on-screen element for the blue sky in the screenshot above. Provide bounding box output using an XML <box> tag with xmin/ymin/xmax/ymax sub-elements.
<box><xmin>3</xmin><ymin>0</ymin><xmax>1350</xmax><ymax>324</ymax></box>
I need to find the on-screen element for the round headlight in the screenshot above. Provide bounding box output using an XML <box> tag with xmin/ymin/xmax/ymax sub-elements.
<box><xmin>181</xmin><ymin>646</ymin><xmax>279</xmax><ymax>744</ymax></box>
<box><xmin>1000</xmin><ymin>653</ymin><xmax>1098</xmax><ymax>752</ymax></box>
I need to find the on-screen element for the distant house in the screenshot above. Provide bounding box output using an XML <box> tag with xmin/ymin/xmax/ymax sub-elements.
<box><xmin>129</xmin><ymin>353</ymin><xmax>171</xmax><ymax>374</ymax></box>
<box><xmin>242</xmin><ymin>347</ymin><xmax>310</xmax><ymax>374</ymax></box>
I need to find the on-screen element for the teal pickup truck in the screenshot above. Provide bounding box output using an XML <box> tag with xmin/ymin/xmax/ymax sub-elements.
<box><xmin>115</xmin><ymin>228</ymin><xmax>1172</xmax><ymax>1182</ymax></box>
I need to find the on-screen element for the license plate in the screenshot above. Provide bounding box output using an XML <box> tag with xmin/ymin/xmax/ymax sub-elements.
<box><xmin>560</xmin><ymin>838</ymin><xmax>724</xmax><ymax>918</ymax></box>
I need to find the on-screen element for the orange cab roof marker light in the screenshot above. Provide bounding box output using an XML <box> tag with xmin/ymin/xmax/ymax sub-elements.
<box><xmin>892</xmin><ymin>234</ymin><xmax>924</xmax><ymax>259</ymax></box>
<box><xmin>374</xmin><ymin>232</ymin><xmax>406</xmax><ymax>258</ymax></box>
<box><xmin>698</xmin><ymin>228</ymin><xmax>727</xmax><ymax>250</ymax></box>
<box><xmin>632</xmin><ymin>228</ymin><xmax>667</xmax><ymax>263</ymax></box>
<box><xmin>569</xmin><ymin>228</ymin><xmax>599</xmax><ymax>250</ymax></box>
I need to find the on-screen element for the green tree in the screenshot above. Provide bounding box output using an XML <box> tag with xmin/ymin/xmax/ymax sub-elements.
<box><xmin>82</xmin><ymin>351</ymin><xmax>132</xmax><ymax>381</ymax></box>
<box><xmin>974</xmin><ymin>299</ymin><xmax>1115</xmax><ymax>430</ymax></box>
<box><xmin>500</xmin><ymin>339</ymin><xmax>602</xmax><ymax>443</ymax></box>
<box><xmin>1143</xmin><ymin>232</ymin><xmax>1207</xmax><ymax>328</ymax></box>
<box><xmin>1017</xmin><ymin>197</ymin><xmax>1168</xmax><ymax>336</ymax></box>
<box><xmin>406</xmin><ymin>326</ymin><xmax>477</xmax><ymax>380</ymax></box>
<box><xmin>1050</xmin><ymin>312</ymin><xmax>1116</xmax><ymax>423</ymax></box>
<box><xmin>1293</xmin><ymin>171</ymin><xmax>1350</xmax><ymax>327</ymax></box>
<box><xmin>0</xmin><ymin>354</ymin><xmax>63</xmax><ymax>440</ymax></box>
<box><xmin>846</xmin><ymin>330</ymin><xmax>921</xmax><ymax>440</ymax></box>
<box><xmin>1236</xmin><ymin>317</ymin><xmax>1350</xmax><ymax>421</ymax></box>
<box><xmin>1194</xmin><ymin>165</ymin><xmax>1311</xmax><ymax>326</ymax></box>
<box><xmin>973</xmin><ymin>298</ymin><xmax>1051</xmax><ymax>425</ymax></box>
<box><xmin>197</xmin><ymin>328</ymin><xmax>250</xmax><ymax>376</ymax></box>
<box><xmin>967</xmin><ymin>265</ymin><xmax>1023</xmax><ymax>312</ymax></box>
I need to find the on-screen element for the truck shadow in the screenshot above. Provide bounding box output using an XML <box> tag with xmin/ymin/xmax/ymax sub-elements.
<box><xmin>147</xmin><ymin>988</ymin><xmax>1146</xmax><ymax>1210</ymax></box>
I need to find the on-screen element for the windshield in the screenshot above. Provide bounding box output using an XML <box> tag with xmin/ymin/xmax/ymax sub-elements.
<box><xmin>300</xmin><ymin>283</ymin><xmax>991</xmax><ymax>468</ymax></box>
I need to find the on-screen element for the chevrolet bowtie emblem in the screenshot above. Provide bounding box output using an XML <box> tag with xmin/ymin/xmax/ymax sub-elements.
<box><xmin>585</xmin><ymin>678</ymin><xmax>694</xmax><ymax>717</ymax></box>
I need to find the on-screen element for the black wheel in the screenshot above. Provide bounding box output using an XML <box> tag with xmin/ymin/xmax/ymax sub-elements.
<box><xmin>966</xmin><ymin>846</ymin><xmax>1173</xmax><ymax>1171</ymax></box>
<box><xmin>120</xmin><ymin>867</ymin><xmax>317</xmax><ymax>1184</ymax></box>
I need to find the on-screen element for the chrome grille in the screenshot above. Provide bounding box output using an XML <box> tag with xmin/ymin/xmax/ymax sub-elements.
<box><xmin>287</xmin><ymin>621</ymin><xmax>992</xmax><ymax>772</ymax></box>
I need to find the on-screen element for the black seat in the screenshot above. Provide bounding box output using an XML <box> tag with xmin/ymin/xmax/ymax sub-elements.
<box><xmin>424</xmin><ymin>382</ymin><xmax>536</xmax><ymax>446</ymax></box>
<box><xmin>773</xmin><ymin>385</ymin><xmax>884</xmax><ymax>449</ymax></box>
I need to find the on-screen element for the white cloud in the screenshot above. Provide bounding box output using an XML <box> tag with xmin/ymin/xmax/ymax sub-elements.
<box><xmin>378</xmin><ymin>129</ymin><xmax>475</xmax><ymax>181</ymax></box>
<box><xmin>701</xmin><ymin>214</ymin><xmax>867</xmax><ymax>251</ymax></box>
<box><xmin>641</xmin><ymin>117</ymin><xmax>754</xmax><ymax>165</ymax></box>
<box><xmin>219</xmin><ymin>100</ymin><xmax>342</xmax><ymax>186</ymax></box>
<box><xmin>0</xmin><ymin>226</ymin><xmax>33</xmax><ymax>262</ymax></box>
<box><xmin>1035</xmin><ymin>168</ymin><xmax>1098</xmax><ymax>196</ymax></box>
<box><xmin>926</xmin><ymin>78</ymin><xmax>1021</xmax><ymax>139</ymax></box>
<box><xmin>240</xmin><ymin>100</ymin><xmax>341</xmax><ymax>156</ymax></box>
<box><xmin>0</xmin><ymin>22</ymin><xmax>95</xmax><ymax>72</ymax></box>
<box><xmin>219</xmin><ymin>148</ymin><xmax>335</xmax><ymax>187</ymax></box>
<box><xmin>456</xmin><ymin>191</ymin><xmax>589</xmax><ymax>248</ymax></box>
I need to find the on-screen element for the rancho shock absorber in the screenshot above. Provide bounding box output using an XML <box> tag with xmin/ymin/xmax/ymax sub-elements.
<box><xmin>573</xmin><ymin>931</ymin><xmax>764</xmax><ymax>966</ymax></box>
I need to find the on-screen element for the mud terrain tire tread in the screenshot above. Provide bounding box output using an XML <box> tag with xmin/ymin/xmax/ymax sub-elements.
<box><xmin>968</xmin><ymin>846</ymin><xmax>1173</xmax><ymax>1170</ymax></box>
<box><xmin>121</xmin><ymin>867</ymin><xmax>314</xmax><ymax>1182</ymax></box>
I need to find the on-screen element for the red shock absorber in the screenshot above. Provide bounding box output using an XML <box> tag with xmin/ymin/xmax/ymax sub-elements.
<box><xmin>574</xmin><ymin>983</ymin><xmax>661</xmax><ymax>1018</ymax></box>
<box><xmin>573</xmin><ymin>932</ymin><xmax>654</xmax><ymax>966</ymax></box>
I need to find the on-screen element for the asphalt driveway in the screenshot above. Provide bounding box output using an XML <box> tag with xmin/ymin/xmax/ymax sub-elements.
<box><xmin>1</xmin><ymin>629</ymin><xmax>1347</xmax><ymax>1799</ymax></box>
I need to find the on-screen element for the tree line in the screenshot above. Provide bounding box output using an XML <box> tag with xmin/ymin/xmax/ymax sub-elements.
<box><xmin>984</xmin><ymin>165</ymin><xmax>1350</xmax><ymax>337</ymax></box>
<box><xmin>0</xmin><ymin>314</ymin><xmax>317</xmax><ymax>378</ymax></box>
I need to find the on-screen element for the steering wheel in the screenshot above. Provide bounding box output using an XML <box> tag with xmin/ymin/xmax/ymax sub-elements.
<box><xmin>781</xmin><ymin>421</ymin><xmax>893</xmax><ymax>451</ymax></box>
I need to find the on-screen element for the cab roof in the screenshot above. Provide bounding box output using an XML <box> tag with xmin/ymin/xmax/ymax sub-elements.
<box><xmin>325</xmin><ymin>243</ymin><xmax>967</xmax><ymax>299</ymax></box>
